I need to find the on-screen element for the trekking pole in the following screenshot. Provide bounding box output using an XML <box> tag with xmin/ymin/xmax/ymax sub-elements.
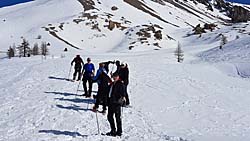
<box><xmin>95</xmin><ymin>111</ymin><xmax>100</xmax><ymax>135</ymax></box>
<box><xmin>76</xmin><ymin>80</ymin><xmax>81</xmax><ymax>95</ymax></box>
<box><xmin>67</xmin><ymin>65</ymin><xmax>72</xmax><ymax>80</ymax></box>
<box><xmin>86</xmin><ymin>95</ymin><xmax>90</xmax><ymax>110</ymax></box>
<box><xmin>76</xmin><ymin>71</ymin><xmax>84</xmax><ymax>95</ymax></box>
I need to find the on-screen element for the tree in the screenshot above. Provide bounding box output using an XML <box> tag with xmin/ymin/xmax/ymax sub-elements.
<box><xmin>41</xmin><ymin>41</ymin><xmax>49</xmax><ymax>56</ymax></box>
<box><xmin>32</xmin><ymin>43</ymin><xmax>39</xmax><ymax>55</ymax></box>
<box><xmin>220</xmin><ymin>34</ymin><xmax>227</xmax><ymax>50</ymax></box>
<box><xmin>175</xmin><ymin>42</ymin><xmax>184</xmax><ymax>63</ymax></box>
<box><xmin>7</xmin><ymin>46</ymin><xmax>15</xmax><ymax>59</ymax></box>
<box><xmin>18</xmin><ymin>38</ymin><xmax>30</xmax><ymax>57</ymax></box>
<box><xmin>37</xmin><ymin>35</ymin><xmax>42</xmax><ymax>39</ymax></box>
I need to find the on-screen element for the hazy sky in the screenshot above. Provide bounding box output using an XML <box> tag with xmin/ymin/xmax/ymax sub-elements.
<box><xmin>227</xmin><ymin>0</ymin><xmax>250</xmax><ymax>4</ymax></box>
<box><xmin>0</xmin><ymin>0</ymin><xmax>249</xmax><ymax>8</ymax></box>
<box><xmin>0</xmin><ymin>0</ymin><xmax>34</xmax><ymax>8</ymax></box>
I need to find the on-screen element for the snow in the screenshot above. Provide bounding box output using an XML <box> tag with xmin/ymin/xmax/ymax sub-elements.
<box><xmin>1</xmin><ymin>0</ymin><xmax>250</xmax><ymax>141</ymax></box>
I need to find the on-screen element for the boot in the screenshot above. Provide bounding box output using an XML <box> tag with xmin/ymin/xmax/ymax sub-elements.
<box><xmin>116</xmin><ymin>131</ymin><xmax>122</xmax><ymax>136</ymax></box>
<box><xmin>106</xmin><ymin>131</ymin><xmax>116</xmax><ymax>137</ymax></box>
<box><xmin>101</xmin><ymin>109</ymin><xmax>106</xmax><ymax>115</ymax></box>
<box><xmin>92</xmin><ymin>106</ymin><xmax>97</xmax><ymax>112</ymax></box>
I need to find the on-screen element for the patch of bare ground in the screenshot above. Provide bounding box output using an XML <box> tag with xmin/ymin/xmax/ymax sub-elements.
<box><xmin>123</xmin><ymin>0</ymin><xmax>179</xmax><ymax>27</ymax></box>
<box><xmin>78</xmin><ymin>0</ymin><xmax>96</xmax><ymax>11</ymax></box>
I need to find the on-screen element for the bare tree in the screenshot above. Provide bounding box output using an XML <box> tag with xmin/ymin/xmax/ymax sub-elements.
<box><xmin>41</xmin><ymin>41</ymin><xmax>49</xmax><ymax>56</ymax></box>
<box><xmin>220</xmin><ymin>34</ymin><xmax>227</xmax><ymax>50</ymax></box>
<box><xmin>175</xmin><ymin>42</ymin><xmax>184</xmax><ymax>63</ymax></box>
<box><xmin>18</xmin><ymin>38</ymin><xmax>30</xmax><ymax>57</ymax></box>
<box><xmin>32</xmin><ymin>43</ymin><xmax>39</xmax><ymax>55</ymax></box>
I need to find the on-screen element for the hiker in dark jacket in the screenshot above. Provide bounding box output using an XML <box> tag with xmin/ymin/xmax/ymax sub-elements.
<box><xmin>99</xmin><ymin>61</ymin><xmax>115</xmax><ymax>74</ymax></box>
<box><xmin>111</xmin><ymin>60</ymin><xmax>121</xmax><ymax>77</ymax></box>
<box><xmin>92</xmin><ymin>63</ymin><xmax>112</xmax><ymax>113</ymax></box>
<box><xmin>71</xmin><ymin>55</ymin><xmax>84</xmax><ymax>81</ymax></box>
<box><xmin>119</xmin><ymin>62</ymin><xmax>130</xmax><ymax>106</ymax></box>
<box><xmin>106</xmin><ymin>72</ymin><xmax>126</xmax><ymax>137</ymax></box>
<box><xmin>82</xmin><ymin>57</ymin><xmax>95</xmax><ymax>97</ymax></box>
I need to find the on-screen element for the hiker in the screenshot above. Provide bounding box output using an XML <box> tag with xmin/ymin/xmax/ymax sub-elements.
<box><xmin>101</xmin><ymin>61</ymin><xmax>115</xmax><ymax>74</ymax></box>
<box><xmin>82</xmin><ymin>57</ymin><xmax>95</xmax><ymax>97</ymax></box>
<box><xmin>71</xmin><ymin>55</ymin><xmax>84</xmax><ymax>81</ymax></box>
<box><xmin>92</xmin><ymin>63</ymin><xmax>112</xmax><ymax>114</ymax></box>
<box><xmin>106</xmin><ymin>72</ymin><xmax>126</xmax><ymax>137</ymax></box>
<box><xmin>119</xmin><ymin>62</ymin><xmax>130</xmax><ymax>106</ymax></box>
<box><xmin>111</xmin><ymin>60</ymin><xmax>121</xmax><ymax>76</ymax></box>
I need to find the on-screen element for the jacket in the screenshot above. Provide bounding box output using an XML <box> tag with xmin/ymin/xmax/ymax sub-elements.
<box><xmin>119</xmin><ymin>67</ymin><xmax>129</xmax><ymax>85</ymax></box>
<box><xmin>71</xmin><ymin>57</ymin><xmax>84</xmax><ymax>69</ymax></box>
<box><xmin>108</xmin><ymin>80</ymin><xmax>125</xmax><ymax>106</ymax></box>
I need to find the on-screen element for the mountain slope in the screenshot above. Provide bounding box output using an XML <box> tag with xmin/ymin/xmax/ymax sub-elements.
<box><xmin>1</xmin><ymin>0</ymin><xmax>245</xmax><ymax>53</ymax></box>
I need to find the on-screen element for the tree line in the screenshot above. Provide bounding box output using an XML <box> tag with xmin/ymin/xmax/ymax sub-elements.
<box><xmin>7</xmin><ymin>37</ymin><xmax>49</xmax><ymax>59</ymax></box>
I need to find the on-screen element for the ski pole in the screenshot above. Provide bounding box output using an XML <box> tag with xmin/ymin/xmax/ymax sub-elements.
<box><xmin>86</xmin><ymin>96</ymin><xmax>90</xmax><ymax>110</ymax></box>
<box><xmin>76</xmin><ymin>78</ymin><xmax>81</xmax><ymax>95</ymax></box>
<box><xmin>76</xmin><ymin>71</ymin><xmax>84</xmax><ymax>95</ymax></box>
<box><xmin>67</xmin><ymin>65</ymin><xmax>72</xmax><ymax>80</ymax></box>
<box><xmin>95</xmin><ymin>111</ymin><xmax>100</xmax><ymax>134</ymax></box>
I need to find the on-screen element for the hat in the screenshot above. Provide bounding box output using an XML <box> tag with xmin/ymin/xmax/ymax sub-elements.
<box><xmin>115</xmin><ymin>60</ymin><xmax>120</xmax><ymax>65</ymax></box>
<box><xmin>112</xmin><ymin>72</ymin><xmax>119</xmax><ymax>77</ymax></box>
<box><xmin>87</xmin><ymin>57</ymin><xmax>91</xmax><ymax>61</ymax></box>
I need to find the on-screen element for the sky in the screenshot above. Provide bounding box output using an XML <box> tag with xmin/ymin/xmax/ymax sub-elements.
<box><xmin>227</xmin><ymin>0</ymin><xmax>250</xmax><ymax>4</ymax></box>
<box><xmin>0</xmin><ymin>0</ymin><xmax>34</xmax><ymax>8</ymax></box>
<box><xmin>0</xmin><ymin>0</ymin><xmax>249</xmax><ymax>8</ymax></box>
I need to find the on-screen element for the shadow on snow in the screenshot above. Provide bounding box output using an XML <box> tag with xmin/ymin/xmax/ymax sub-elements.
<box><xmin>56</xmin><ymin>104</ymin><xmax>91</xmax><ymax>112</ymax></box>
<box><xmin>44</xmin><ymin>91</ymin><xmax>79</xmax><ymax>97</ymax></box>
<box><xmin>54</xmin><ymin>97</ymin><xmax>95</xmax><ymax>104</ymax></box>
<box><xmin>38</xmin><ymin>130</ymin><xmax>90</xmax><ymax>138</ymax></box>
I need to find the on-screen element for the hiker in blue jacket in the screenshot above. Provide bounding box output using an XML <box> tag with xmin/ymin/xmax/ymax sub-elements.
<box><xmin>82</xmin><ymin>57</ymin><xmax>95</xmax><ymax>97</ymax></box>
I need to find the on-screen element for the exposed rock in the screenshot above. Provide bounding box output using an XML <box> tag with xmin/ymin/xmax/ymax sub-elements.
<box><xmin>82</xmin><ymin>13</ymin><xmax>98</xmax><ymax>20</ymax></box>
<box><xmin>111</xmin><ymin>6</ymin><xmax>118</xmax><ymax>11</ymax></box>
<box><xmin>193</xmin><ymin>24</ymin><xmax>206</xmax><ymax>34</ymax></box>
<box><xmin>195</xmin><ymin>0</ymin><xmax>209</xmax><ymax>6</ymax></box>
<box><xmin>204</xmin><ymin>23</ymin><xmax>217</xmax><ymax>31</ymax></box>
<box><xmin>108</xmin><ymin>20</ymin><xmax>116</xmax><ymax>30</ymax></box>
<box><xmin>73</xmin><ymin>19</ymin><xmax>84</xmax><ymax>24</ymax></box>
<box><xmin>78</xmin><ymin>0</ymin><xmax>95</xmax><ymax>11</ymax></box>
<box><xmin>129</xmin><ymin>46</ymin><xmax>134</xmax><ymax>50</ymax></box>
<box><xmin>230</xmin><ymin>6</ymin><xmax>250</xmax><ymax>23</ymax></box>
<box><xmin>154</xmin><ymin>30</ymin><xmax>162</xmax><ymax>40</ymax></box>
<box><xmin>107</xmin><ymin>20</ymin><xmax>127</xmax><ymax>31</ymax></box>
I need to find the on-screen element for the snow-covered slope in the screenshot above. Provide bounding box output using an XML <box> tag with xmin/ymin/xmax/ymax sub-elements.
<box><xmin>0</xmin><ymin>0</ymin><xmax>238</xmax><ymax>53</ymax></box>
<box><xmin>1</xmin><ymin>0</ymin><xmax>250</xmax><ymax>141</ymax></box>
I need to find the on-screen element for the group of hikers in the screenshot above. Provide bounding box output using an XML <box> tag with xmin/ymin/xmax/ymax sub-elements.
<box><xmin>70</xmin><ymin>55</ymin><xmax>130</xmax><ymax>137</ymax></box>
